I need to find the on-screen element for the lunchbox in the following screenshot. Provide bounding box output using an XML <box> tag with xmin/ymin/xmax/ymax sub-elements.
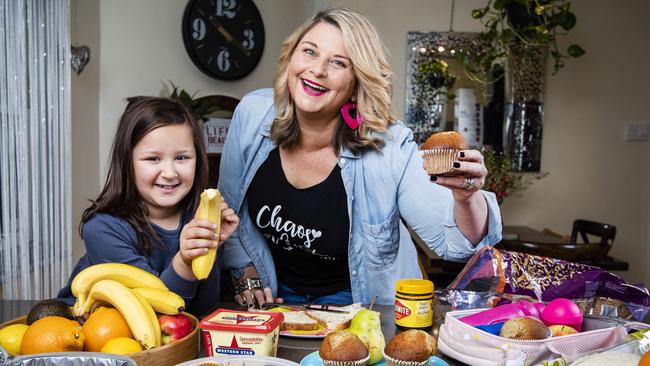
<box><xmin>437</xmin><ymin>308</ymin><xmax>648</xmax><ymax>366</ymax></box>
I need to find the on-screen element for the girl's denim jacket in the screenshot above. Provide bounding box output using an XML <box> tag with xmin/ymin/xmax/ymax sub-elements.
<box><xmin>218</xmin><ymin>89</ymin><xmax>502</xmax><ymax>305</ymax></box>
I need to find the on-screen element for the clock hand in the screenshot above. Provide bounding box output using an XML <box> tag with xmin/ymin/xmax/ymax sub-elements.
<box><xmin>208</xmin><ymin>15</ymin><xmax>250</xmax><ymax>57</ymax></box>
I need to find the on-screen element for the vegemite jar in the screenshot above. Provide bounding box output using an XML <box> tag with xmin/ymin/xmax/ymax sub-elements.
<box><xmin>394</xmin><ymin>278</ymin><xmax>434</xmax><ymax>330</ymax></box>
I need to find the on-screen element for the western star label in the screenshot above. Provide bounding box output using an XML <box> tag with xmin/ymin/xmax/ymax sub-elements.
<box><xmin>395</xmin><ymin>298</ymin><xmax>432</xmax><ymax>328</ymax></box>
<box><xmin>204</xmin><ymin>329</ymin><xmax>279</xmax><ymax>356</ymax></box>
<box><xmin>200</xmin><ymin>309</ymin><xmax>283</xmax><ymax>357</ymax></box>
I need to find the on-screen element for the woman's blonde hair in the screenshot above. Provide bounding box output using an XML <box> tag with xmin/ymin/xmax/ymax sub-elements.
<box><xmin>272</xmin><ymin>7</ymin><xmax>397</xmax><ymax>154</ymax></box>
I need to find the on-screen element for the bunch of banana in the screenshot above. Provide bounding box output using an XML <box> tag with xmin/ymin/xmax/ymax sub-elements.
<box><xmin>83</xmin><ymin>279</ymin><xmax>160</xmax><ymax>349</ymax></box>
<box><xmin>192</xmin><ymin>188</ymin><xmax>221</xmax><ymax>280</ymax></box>
<box><xmin>72</xmin><ymin>263</ymin><xmax>169</xmax><ymax>316</ymax></box>
<box><xmin>131</xmin><ymin>287</ymin><xmax>185</xmax><ymax>315</ymax></box>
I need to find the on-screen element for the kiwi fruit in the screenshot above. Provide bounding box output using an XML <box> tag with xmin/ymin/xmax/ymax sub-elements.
<box><xmin>26</xmin><ymin>298</ymin><xmax>74</xmax><ymax>325</ymax></box>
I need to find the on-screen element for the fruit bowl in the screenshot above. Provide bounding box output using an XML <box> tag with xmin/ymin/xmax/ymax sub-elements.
<box><xmin>0</xmin><ymin>312</ymin><xmax>200</xmax><ymax>366</ymax></box>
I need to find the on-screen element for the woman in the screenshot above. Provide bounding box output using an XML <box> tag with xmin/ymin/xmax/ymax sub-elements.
<box><xmin>218</xmin><ymin>8</ymin><xmax>502</xmax><ymax>307</ymax></box>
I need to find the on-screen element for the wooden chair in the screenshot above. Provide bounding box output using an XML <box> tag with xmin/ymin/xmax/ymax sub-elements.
<box><xmin>570</xmin><ymin>219</ymin><xmax>616</xmax><ymax>262</ymax></box>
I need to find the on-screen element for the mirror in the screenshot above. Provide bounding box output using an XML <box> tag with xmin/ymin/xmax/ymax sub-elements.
<box><xmin>405</xmin><ymin>31</ymin><xmax>505</xmax><ymax>149</ymax></box>
<box><xmin>405</xmin><ymin>31</ymin><xmax>546</xmax><ymax>172</ymax></box>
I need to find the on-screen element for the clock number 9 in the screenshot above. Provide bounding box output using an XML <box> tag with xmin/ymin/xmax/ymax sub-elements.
<box><xmin>242</xmin><ymin>29</ymin><xmax>255</xmax><ymax>50</ymax></box>
<box><xmin>217</xmin><ymin>49</ymin><xmax>231</xmax><ymax>72</ymax></box>
<box><xmin>191</xmin><ymin>18</ymin><xmax>206</xmax><ymax>41</ymax></box>
<box><xmin>216</xmin><ymin>0</ymin><xmax>237</xmax><ymax>19</ymax></box>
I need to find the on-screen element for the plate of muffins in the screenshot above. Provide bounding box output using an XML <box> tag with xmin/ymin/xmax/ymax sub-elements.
<box><xmin>300</xmin><ymin>329</ymin><xmax>448</xmax><ymax>366</ymax></box>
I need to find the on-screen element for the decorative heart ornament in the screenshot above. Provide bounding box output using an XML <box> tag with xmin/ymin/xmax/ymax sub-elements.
<box><xmin>70</xmin><ymin>45</ymin><xmax>91</xmax><ymax>75</ymax></box>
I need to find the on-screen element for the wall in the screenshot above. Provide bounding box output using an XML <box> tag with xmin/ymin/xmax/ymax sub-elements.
<box><xmin>72</xmin><ymin>1</ymin><xmax>650</xmax><ymax>284</ymax></box>
<box><xmin>498</xmin><ymin>1</ymin><xmax>650</xmax><ymax>284</ymax></box>
<box><xmin>71</xmin><ymin>0</ymin><xmax>101</xmax><ymax>263</ymax></box>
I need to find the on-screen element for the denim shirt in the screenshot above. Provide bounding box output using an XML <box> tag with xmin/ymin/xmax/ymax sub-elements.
<box><xmin>218</xmin><ymin>89</ymin><xmax>503</xmax><ymax>305</ymax></box>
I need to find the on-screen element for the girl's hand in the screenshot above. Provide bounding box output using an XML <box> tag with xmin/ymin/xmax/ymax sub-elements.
<box><xmin>178</xmin><ymin>218</ymin><xmax>219</xmax><ymax>266</ymax></box>
<box><xmin>219</xmin><ymin>201</ymin><xmax>239</xmax><ymax>243</ymax></box>
<box><xmin>430</xmin><ymin>150</ymin><xmax>487</xmax><ymax>202</ymax></box>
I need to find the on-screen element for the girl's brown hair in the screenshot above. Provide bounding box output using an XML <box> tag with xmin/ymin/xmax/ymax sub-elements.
<box><xmin>80</xmin><ymin>96</ymin><xmax>208</xmax><ymax>254</ymax></box>
<box><xmin>271</xmin><ymin>7</ymin><xmax>397</xmax><ymax>154</ymax></box>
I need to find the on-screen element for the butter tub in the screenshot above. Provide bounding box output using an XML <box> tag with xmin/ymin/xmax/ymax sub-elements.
<box><xmin>200</xmin><ymin>308</ymin><xmax>284</xmax><ymax>357</ymax></box>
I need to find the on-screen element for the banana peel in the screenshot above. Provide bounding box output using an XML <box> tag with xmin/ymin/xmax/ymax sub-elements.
<box><xmin>191</xmin><ymin>189</ymin><xmax>221</xmax><ymax>280</ymax></box>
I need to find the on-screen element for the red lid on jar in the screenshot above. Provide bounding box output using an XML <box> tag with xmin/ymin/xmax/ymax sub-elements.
<box><xmin>200</xmin><ymin>308</ymin><xmax>284</xmax><ymax>334</ymax></box>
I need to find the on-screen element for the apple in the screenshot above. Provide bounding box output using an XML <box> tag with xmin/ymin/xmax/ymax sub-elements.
<box><xmin>158</xmin><ymin>314</ymin><xmax>193</xmax><ymax>344</ymax></box>
<box><xmin>549</xmin><ymin>324</ymin><xmax>578</xmax><ymax>337</ymax></box>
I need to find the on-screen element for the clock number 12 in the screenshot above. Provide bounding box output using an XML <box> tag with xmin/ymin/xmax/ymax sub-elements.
<box><xmin>216</xmin><ymin>0</ymin><xmax>237</xmax><ymax>19</ymax></box>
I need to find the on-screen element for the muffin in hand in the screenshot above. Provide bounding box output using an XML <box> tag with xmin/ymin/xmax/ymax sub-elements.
<box><xmin>420</xmin><ymin>131</ymin><xmax>467</xmax><ymax>176</ymax></box>
<box><xmin>319</xmin><ymin>331</ymin><xmax>370</xmax><ymax>366</ymax></box>
<box><xmin>383</xmin><ymin>329</ymin><xmax>437</xmax><ymax>366</ymax></box>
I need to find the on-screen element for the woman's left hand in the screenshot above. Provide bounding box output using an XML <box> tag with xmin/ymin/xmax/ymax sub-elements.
<box><xmin>432</xmin><ymin>150</ymin><xmax>487</xmax><ymax>202</ymax></box>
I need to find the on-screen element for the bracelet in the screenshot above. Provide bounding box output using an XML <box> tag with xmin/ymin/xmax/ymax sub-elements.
<box><xmin>234</xmin><ymin>277</ymin><xmax>262</xmax><ymax>294</ymax></box>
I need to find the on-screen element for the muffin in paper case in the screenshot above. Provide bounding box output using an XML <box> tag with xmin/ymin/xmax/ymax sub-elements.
<box><xmin>321</xmin><ymin>354</ymin><xmax>370</xmax><ymax>366</ymax></box>
<box><xmin>382</xmin><ymin>351</ymin><xmax>428</xmax><ymax>366</ymax></box>
<box><xmin>421</xmin><ymin>148</ymin><xmax>460</xmax><ymax>176</ymax></box>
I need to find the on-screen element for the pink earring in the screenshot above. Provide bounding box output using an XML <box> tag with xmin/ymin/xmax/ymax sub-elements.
<box><xmin>340</xmin><ymin>102</ymin><xmax>363</xmax><ymax>130</ymax></box>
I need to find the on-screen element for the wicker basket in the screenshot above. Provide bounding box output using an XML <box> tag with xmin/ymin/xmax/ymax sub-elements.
<box><xmin>0</xmin><ymin>312</ymin><xmax>200</xmax><ymax>366</ymax></box>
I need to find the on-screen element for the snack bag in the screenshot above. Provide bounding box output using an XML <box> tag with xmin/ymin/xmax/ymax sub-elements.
<box><xmin>449</xmin><ymin>247</ymin><xmax>650</xmax><ymax>306</ymax></box>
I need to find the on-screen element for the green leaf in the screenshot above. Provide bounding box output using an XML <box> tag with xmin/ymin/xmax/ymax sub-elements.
<box><xmin>561</xmin><ymin>12</ymin><xmax>576</xmax><ymax>30</ymax></box>
<box><xmin>493</xmin><ymin>0</ymin><xmax>509</xmax><ymax>10</ymax></box>
<box><xmin>472</xmin><ymin>7</ymin><xmax>489</xmax><ymax>19</ymax></box>
<box><xmin>567</xmin><ymin>44</ymin><xmax>585</xmax><ymax>57</ymax></box>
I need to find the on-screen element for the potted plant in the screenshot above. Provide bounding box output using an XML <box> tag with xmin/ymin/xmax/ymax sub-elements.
<box><xmin>482</xmin><ymin>145</ymin><xmax>548</xmax><ymax>204</ymax></box>
<box><xmin>165</xmin><ymin>81</ymin><xmax>237</xmax><ymax>123</ymax></box>
<box><xmin>458</xmin><ymin>0</ymin><xmax>585</xmax><ymax>84</ymax></box>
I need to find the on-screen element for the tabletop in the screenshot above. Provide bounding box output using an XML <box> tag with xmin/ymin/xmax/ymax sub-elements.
<box><xmin>498</xmin><ymin>226</ymin><xmax>629</xmax><ymax>271</ymax></box>
<box><xmin>0</xmin><ymin>300</ymin><xmax>465</xmax><ymax>365</ymax></box>
<box><xmin>412</xmin><ymin>225</ymin><xmax>628</xmax><ymax>275</ymax></box>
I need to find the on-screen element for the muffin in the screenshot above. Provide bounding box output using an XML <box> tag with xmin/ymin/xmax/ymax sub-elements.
<box><xmin>420</xmin><ymin>131</ymin><xmax>467</xmax><ymax>176</ymax></box>
<box><xmin>499</xmin><ymin>317</ymin><xmax>550</xmax><ymax>340</ymax></box>
<box><xmin>319</xmin><ymin>331</ymin><xmax>370</xmax><ymax>366</ymax></box>
<box><xmin>383</xmin><ymin>329</ymin><xmax>437</xmax><ymax>366</ymax></box>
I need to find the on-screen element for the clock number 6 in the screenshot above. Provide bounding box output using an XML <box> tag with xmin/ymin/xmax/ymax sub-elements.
<box><xmin>216</xmin><ymin>0</ymin><xmax>237</xmax><ymax>19</ymax></box>
<box><xmin>217</xmin><ymin>49</ymin><xmax>231</xmax><ymax>72</ymax></box>
<box><xmin>242</xmin><ymin>29</ymin><xmax>255</xmax><ymax>50</ymax></box>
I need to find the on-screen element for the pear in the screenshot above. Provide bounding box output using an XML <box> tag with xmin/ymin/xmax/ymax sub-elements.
<box><xmin>347</xmin><ymin>309</ymin><xmax>385</xmax><ymax>364</ymax></box>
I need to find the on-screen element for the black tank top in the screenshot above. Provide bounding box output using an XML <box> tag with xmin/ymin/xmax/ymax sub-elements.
<box><xmin>246</xmin><ymin>148</ymin><xmax>351</xmax><ymax>295</ymax></box>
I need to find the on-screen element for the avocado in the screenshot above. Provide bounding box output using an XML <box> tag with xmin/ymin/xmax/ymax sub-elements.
<box><xmin>26</xmin><ymin>298</ymin><xmax>74</xmax><ymax>325</ymax></box>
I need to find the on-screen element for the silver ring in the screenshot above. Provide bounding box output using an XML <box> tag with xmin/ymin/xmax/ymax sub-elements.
<box><xmin>464</xmin><ymin>178</ymin><xmax>475</xmax><ymax>191</ymax></box>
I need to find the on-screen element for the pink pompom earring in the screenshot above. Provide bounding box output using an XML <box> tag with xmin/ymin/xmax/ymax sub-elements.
<box><xmin>340</xmin><ymin>102</ymin><xmax>363</xmax><ymax>130</ymax></box>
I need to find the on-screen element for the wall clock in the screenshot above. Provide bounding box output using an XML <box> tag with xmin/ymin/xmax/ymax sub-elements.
<box><xmin>182</xmin><ymin>0</ymin><xmax>265</xmax><ymax>80</ymax></box>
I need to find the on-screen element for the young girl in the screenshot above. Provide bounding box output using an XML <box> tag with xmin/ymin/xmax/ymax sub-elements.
<box><xmin>58</xmin><ymin>96</ymin><xmax>239</xmax><ymax>317</ymax></box>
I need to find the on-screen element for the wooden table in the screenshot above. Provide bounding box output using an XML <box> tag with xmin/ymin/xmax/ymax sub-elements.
<box><xmin>0</xmin><ymin>300</ymin><xmax>464</xmax><ymax>365</ymax></box>
<box><xmin>499</xmin><ymin>226</ymin><xmax>629</xmax><ymax>271</ymax></box>
<box><xmin>412</xmin><ymin>226</ymin><xmax>629</xmax><ymax>284</ymax></box>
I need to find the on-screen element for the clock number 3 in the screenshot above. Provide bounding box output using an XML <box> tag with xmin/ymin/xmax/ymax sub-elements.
<box><xmin>216</xmin><ymin>0</ymin><xmax>237</xmax><ymax>19</ymax></box>
<box><xmin>217</xmin><ymin>49</ymin><xmax>231</xmax><ymax>72</ymax></box>
<box><xmin>242</xmin><ymin>29</ymin><xmax>255</xmax><ymax>50</ymax></box>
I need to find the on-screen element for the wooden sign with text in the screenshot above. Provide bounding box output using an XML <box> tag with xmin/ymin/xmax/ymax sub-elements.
<box><xmin>202</xmin><ymin>118</ymin><xmax>230</xmax><ymax>154</ymax></box>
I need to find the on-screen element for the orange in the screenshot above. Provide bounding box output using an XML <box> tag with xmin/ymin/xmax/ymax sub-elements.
<box><xmin>82</xmin><ymin>306</ymin><xmax>133</xmax><ymax>352</ymax></box>
<box><xmin>639</xmin><ymin>352</ymin><xmax>650</xmax><ymax>366</ymax></box>
<box><xmin>100</xmin><ymin>337</ymin><xmax>143</xmax><ymax>354</ymax></box>
<box><xmin>20</xmin><ymin>316</ymin><xmax>84</xmax><ymax>354</ymax></box>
